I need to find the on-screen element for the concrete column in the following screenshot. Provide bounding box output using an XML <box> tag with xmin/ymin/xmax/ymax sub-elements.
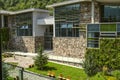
<box><xmin>53</xmin><ymin>8</ymin><xmax>55</xmax><ymax>37</ymax></box>
<box><xmin>32</xmin><ymin>12</ymin><xmax>36</xmax><ymax>37</ymax></box>
<box><xmin>91</xmin><ymin>0</ymin><xmax>95</xmax><ymax>23</ymax></box>
<box><xmin>1</xmin><ymin>15</ymin><xmax>4</xmax><ymax>28</ymax></box>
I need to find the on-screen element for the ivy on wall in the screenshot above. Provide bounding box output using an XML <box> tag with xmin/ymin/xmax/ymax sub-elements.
<box><xmin>84</xmin><ymin>38</ymin><xmax>120</xmax><ymax>76</ymax></box>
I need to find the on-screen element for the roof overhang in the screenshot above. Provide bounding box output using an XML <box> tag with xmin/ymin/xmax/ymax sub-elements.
<box><xmin>11</xmin><ymin>8</ymin><xmax>49</xmax><ymax>15</ymax></box>
<box><xmin>47</xmin><ymin>0</ymin><xmax>120</xmax><ymax>8</ymax></box>
<box><xmin>96</xmin><ymin>0</ymin><xmax>120</xmax><ymax>3</ymax></box>
<box><xmin>0</xmin><ymin>10</ymin><xmax>12</xmax><ymax>15</ymax></box>
<box><xmin>37</xmin><ymin>16</ymin><xmax>54</xmax><ymax>25</ymax></box>
<box><xmin>0</xmin><ymin>8</ymin><xmax>49</xmax><ymax>15</ymax></box>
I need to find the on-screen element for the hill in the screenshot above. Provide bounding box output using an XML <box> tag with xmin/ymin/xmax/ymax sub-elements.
<box><xmin>0</xmin><ymin>0</ymin><xmax>66</xmax><ymax>11</ymax></box>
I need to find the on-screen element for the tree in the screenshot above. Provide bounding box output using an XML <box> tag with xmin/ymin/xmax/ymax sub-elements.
<box><xmin>0</xmin><ymin>0</ymin><xmax>66</xmax><ymax>11</ymax></box>
<box><xmin>34</xmin><ymin>44</ymin><xmax>48</xmax><ymax>70</ymax></box>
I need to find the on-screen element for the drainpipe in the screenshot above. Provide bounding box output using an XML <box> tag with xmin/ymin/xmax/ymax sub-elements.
<box><xmin>91</xmin><ymin>0</ymin><xmax>95</xmax><ymax>23</ymax></box>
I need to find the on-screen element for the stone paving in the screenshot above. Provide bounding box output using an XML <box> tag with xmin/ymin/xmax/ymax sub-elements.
<box><xmin>4</xmin><ymin>55</ymin><xmax>34</xmax><ymax>68</ymax></box>
<box><xmin>4</xmin><ymin>51</ymin><xmax>84</xmax><ymax>68</ymax></box>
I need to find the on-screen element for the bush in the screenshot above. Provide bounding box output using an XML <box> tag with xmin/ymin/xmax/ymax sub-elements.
<box><xmin>83</xmin><ymin>38</ymin><xmax>120</xmax><ymax>77</ymax></box>
<box><xmin>34</xmin><ymin>44</ymin><xmax>48</xmax><ymax>70</ymax></box>
<box><xmin>112</xmin><ymin>70</ymin><xmax>120</xmax><ymax>80</ymax></box>
<box><xmin>83</xmin><ymin>49</ymin><xmax>101</xmax><ymax>76</ymax></box>
<box><xmin>2</xmin><ymin>63</ymin><xmax>9</xmax><ymax>80</ymax></box>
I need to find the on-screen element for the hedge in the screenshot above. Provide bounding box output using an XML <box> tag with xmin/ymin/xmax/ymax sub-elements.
<box><xmin>84</xmin><ymin>38</ymin><xmax>120</xmax><ymax>76</ymax></box>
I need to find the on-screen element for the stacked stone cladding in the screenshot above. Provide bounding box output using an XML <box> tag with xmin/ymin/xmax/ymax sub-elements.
<box><xmin>53</xmin><ymin>34</ymin><xmax>86</xmax><ymax>59</ymax></box>
<box><xmin>9</xmin><ymin>36</ymin><xmax>44</xmax><ymax>53</ymax></box>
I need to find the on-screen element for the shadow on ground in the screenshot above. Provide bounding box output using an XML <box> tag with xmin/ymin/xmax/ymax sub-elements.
<box><xmin>42</xmin><ymin>66</ymin><xmax>57</xmax><ymax>71</ymax></box>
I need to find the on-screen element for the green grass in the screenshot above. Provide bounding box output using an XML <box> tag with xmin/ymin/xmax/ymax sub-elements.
<box><xmin>26</xmin><ymin>62</ymin><xmax>117</xmax><ymax>80</ymax></box>
<box><xmin>8</xmin><ymin>77</ymin><xmax>14</xmax><ymax>80</ymax></box>
<box><xmin>27</xmin><ymin>62</ymin><xmax>87</xmax><ymax>80</ymax></box>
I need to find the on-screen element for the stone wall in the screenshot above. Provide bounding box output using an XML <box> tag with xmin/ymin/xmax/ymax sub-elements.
<box><xmin>80</xmin><ymin>2</ymin><xmax>91</xmax><ymax>23</ymax></box>
<box><xmin>35</xmin><ymin>36</ymin><xmax>44</xmax><ymax>52</ymax></box>
<box><xmin>9</xmin><ymin>36</ymin><xmax>35</xmax><ymax>52</ymax></box>
<box><xmin>80</xmin><ymin>2</ymin><xmax>100</xmax><ymax>23</ymax></box>
<box><xmin>53</xmin><ymin>33</ymin><xmax>86</xmax><ymax>59</ymax></box>
<box><xmin>9</xmin><ymin>36</ymin><xmax>44</xmax><ymax>53</ymax></box>
<box><xmin>94</xmin><ymin>2</ymin><xmax>100</xmax><ymax>23</ymax></box>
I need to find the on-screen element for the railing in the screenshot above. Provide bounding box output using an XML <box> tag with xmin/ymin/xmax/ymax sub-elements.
<box><xmin>2</xmin><ymin>62</ymin><xmax>54</xmax><ymax>80</ymax></box>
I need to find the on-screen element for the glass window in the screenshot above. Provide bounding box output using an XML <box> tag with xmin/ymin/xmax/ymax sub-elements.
<box><xmin>55</xmin><ymin>3</ymin><xmax>80</xmax><ymax>37</ymax></box>
<box><xmin>12</xmin><ymin>12</ymin><xmax>33</xmax><ymax>36</ymax></box>
<box><xmin>87</xmin><ymin>24</ymin><xmax>99</xmax><ymax>48</ymax></box>
<box><xmin>87</xmin><ymin>24</ymin><xmax>99</xmax><ymax>32</ymax></box>
<box><xmin>101</xmin><ymin>5</ymin><xmax>120</xmax><ymax>22</ymax></box>
<box><xmin>117</xmin><ymin>24</ymin><xmax>120</xmax><ymax>31</ymax></box>
<box><xmin>87</xmin><ymin>32</ymin><xmax>99</xmax><ymax>38</ymax></box>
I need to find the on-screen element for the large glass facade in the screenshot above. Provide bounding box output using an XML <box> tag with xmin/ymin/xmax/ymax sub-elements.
<box><xmin>11</xmin><ymin>12</ymin><xmax>32</xmax><ymax>36</ymax></box>
<box><xmin>55</xmin><ymin>4</ymin><xmax>80</xmax><ymax>37</ymax></box>
<box><xmin>101</xmin><ymin>5</ymin><xmax>120</xmax><ymax>22</ymax></box>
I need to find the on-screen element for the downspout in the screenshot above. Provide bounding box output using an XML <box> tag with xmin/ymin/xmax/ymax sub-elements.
<box><xmin>91</xmin><ymin>0</ymin><xmax>95</xmax><ymax>23</ymax></box>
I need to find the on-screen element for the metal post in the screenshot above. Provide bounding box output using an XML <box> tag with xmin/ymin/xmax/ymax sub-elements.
<box><xmin>19</xmin><ymin>68</ymin><xmax>24</xmax><ymax>80</ymax></box>
<box><xmin>0</xmin><ymin>28</ymin><xmax>2</xmax><ymax>80</ymax></box>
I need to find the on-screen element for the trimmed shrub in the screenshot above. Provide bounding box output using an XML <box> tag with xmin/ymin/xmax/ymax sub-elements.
<box><xmin>34</xmin><ymin>44</ymin><xmax>48</xmax><ymax>70</ymax></box>
<box><xmin>83</xmin><ymin>38</ymin><xmax>120</xmax><ymax>77</ymax></box>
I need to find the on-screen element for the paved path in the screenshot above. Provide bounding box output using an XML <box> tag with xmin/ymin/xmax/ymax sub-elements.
<box><xmin>4</xmin><ymin>55</ymin><xmax>34</xmax><ymax>68</ymax></box>
<box><xmin>4</xmin><ymin>51</ymin><xmax>84</xmax><ymax>68</ymax></box>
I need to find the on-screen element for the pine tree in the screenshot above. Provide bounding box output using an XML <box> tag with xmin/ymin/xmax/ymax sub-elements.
<box><xmin>34</xmin><ymin>44</ymin><xmax>48</xmax><ymax>70</ymax></box>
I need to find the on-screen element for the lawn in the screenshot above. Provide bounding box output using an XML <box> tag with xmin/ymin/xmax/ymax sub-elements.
<box><xmin>26</xmin><ymin>61</ymin><xmax>117</xmax><ymax>80</ymax></box>
<box><xmin>27</xmin><ymin>62</ymin><xmax>87</xmax><ymax>80</ymax></box>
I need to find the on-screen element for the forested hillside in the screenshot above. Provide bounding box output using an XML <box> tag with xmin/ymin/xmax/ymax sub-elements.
<box><xmin>0</xmin><ymin>0</ymin><xmax>66</xmax><ymax>11</ymax></box>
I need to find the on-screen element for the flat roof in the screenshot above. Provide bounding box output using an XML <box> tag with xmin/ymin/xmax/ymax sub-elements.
<box><xmin>0</xmin><ymin>10</ymin><xmax>12</xmax><ymax>15</ymax></box>
<box><xmin>0</xmin><ymin>8</ymin><xmax>49</xmax><ymax>15</ymax></box>
<box><xmin>47</xmin><ymin>0</ymin><xmax>120</xmax><ymax>8</ymax></box>
<box><xmin>96</xmin><ymin>0</ymin><xmax>120</xmax><ymax>3</ymax></box>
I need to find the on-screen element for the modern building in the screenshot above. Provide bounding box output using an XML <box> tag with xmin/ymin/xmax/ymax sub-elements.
<box><xmin>47</xmin><ymin>0</ymin><xmax>120</xmax><ymax>58</ymax></box>
<box><xmin>0</xmin><ymin>8</ymin><xmax>54</xmax><ymax>52</ymax></box>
